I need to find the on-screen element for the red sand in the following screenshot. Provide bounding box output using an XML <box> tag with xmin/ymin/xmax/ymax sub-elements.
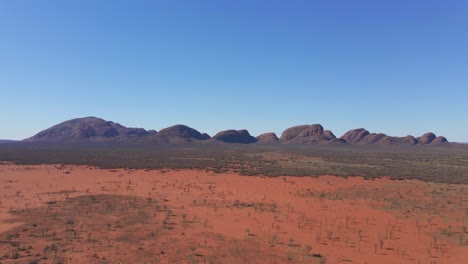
<box><xmin>0</xmin><ymin>164</ymin><xmax>467</xmax><ymax>263</ymax></box>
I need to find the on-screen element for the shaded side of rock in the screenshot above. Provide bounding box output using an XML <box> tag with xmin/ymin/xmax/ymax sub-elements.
<box><xmin>118</xmin><ymin>127</ymin><xmax>149</xmax><ymax>137</ymax></box>
<box><xmin>212</xmin><ymin>129</ymin><xmax>257</xmax><ymax>144</ymax></box>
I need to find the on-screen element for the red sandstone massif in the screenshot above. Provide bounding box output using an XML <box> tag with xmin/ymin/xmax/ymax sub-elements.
<box><xmin>23</xmin><ymin>117</ymin><xmax>448</xmax><ymax>145</ymax></box>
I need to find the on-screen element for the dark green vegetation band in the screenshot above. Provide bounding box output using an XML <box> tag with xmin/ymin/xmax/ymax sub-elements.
<box><xmin>0</xmin><ymin>143</ymin><xmax>467</xmax><ymax>184</ymax></box>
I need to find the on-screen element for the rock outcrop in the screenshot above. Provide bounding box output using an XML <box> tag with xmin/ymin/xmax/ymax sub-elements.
<box><xmin>24</xmin><ymin>117</ymin><xmax>150</xmax><ymax>142</ymax></box>
<box><xmin>212</xmin><ymin>129</ymin><xmax>257</xmax><ymax>144</ymax></box>
<box><xmin>155</xmin><ymin>125</ymin><xmax>210</xmax><ymax>143</ymax></box>
<box><xmin>340</xmin><ymin>129</ymin><xmax>370</xmax><ymax>144</ymax></box>
<box><xmin>280</xmin><ymin>124</ymin><xmax>337</xmax><ymax>144</ymax></box>
<box><xmin>256</xmin><ymin>133</ymin><xmax>279</xmax><ymax>143</ymax></box>
<box><xmin>417</xmin><ymin>133</ymin><xmax>437</xmax><ymax>144</ymax></box>
<box><xmin>431</xmin><ymin>136</ymin><xmax>448</xmax><ymax>144</ymax></box>
<box><xmin>340</xmin><ymin>129</ymin><xmax>447</xmax><ymax>145</ymax></box>
<box><xmin>22</xmin><ymin>117</ymin><xmax>450</xmax><ymax>145</ymax></box>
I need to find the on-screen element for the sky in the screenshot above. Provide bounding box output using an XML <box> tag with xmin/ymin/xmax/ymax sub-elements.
<box><xmin>0</xmin><ymin>0</ymin><xmax>467</xmax><ymax>141</ymax></box>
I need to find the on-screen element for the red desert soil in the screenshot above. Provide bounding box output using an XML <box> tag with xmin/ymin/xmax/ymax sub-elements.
<box><xmin>0</xmin><ymin>164</ymin><xmax>467</xmax><ymax>263</ymax></box>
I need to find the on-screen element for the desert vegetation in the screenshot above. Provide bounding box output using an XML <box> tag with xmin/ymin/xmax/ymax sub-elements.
<box><xmin>1</xmin><ymin>143</ymin><xmax>468</xmax><ymax>184</ymax></box>
<box><xmin>0</xmin><ymin>163</ymin><xmax>466</xmax><ymax>263</ymax></box>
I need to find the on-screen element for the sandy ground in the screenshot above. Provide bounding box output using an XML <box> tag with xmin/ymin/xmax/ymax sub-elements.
<box><xmin>0</xmin><ymin>164</ymin><xmax>467</xmax><ymax>263</ymax></box>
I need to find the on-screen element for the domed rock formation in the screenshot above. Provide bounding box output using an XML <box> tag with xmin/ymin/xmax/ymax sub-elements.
<box><xmin>430</xmin><ymin>136</ymin><xmax>448</xmax><ymax>144</ymax></box>
<box><xmin>365</xmin><ymin>133</ymin><xmax>389</xmax><ymax>144</ymax></box>
<box><xmin>155</xmin><ymin>125</ymin><xmax>210</xmax><ymax>143</ymax></box>
<box><xmin>256</xmin><ymin>133</ymin><xmax>279</xmax><ymax>143</ymax></box>
<box><xmin>24</xmin><ymin>117</ymin><xmax>149</xmax><ymax>142</ymax></box>
<box><xmin>280</xmin><ymin>124</ymin><xmax>336</xmax><ymax>144</ymax></box>
<box><xmin>403</xmin><ymin>135</ymin><xmax>418</xmax><ymax>145</ymax></box>
<box><xmin>373</xmin><ymin>135</ymin><xmax>418</xmax><ymax>145</ymax></box>
<box><xmin>418</xmin><ymin>133</ymin><xmax>437</xmax><ymax>144</ymax></box>
<box><xmin>340</xmin><ymin>129</ymin><xmax>370</xmax><ymax>144</ymax></box>
<box><xmin>340</xmin><ymin>129</ymin><xmax>448</xmax><ymax>145</ymax></box>
<box><xmin>212</xmin><ymin>129</ymin><xmax>257</xmax><ymax>144</ymax></box>
<box><xmin>22</xmin><ymin>117</ymin><xmax>451</xmax><ymax>145</ymax></box>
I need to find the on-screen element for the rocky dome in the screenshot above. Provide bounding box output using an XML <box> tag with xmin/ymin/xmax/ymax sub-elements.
<box><xmin>372</xmin><ymin>135</ymin><xmax>419</xmax><ymax>145</ymax></box>
<box><xmin>212</xmin><ymin>129</ymin><xmax>257</xmax><ymax>144</ymax></box>
<box><xmin>155</xmin><ymin>125</ymin><xmax>210</xmax><ymax>143</ymax></box>
<box><xmin>340</xmin><ymin>129</ymin><xmax>448</xmax><ymax>145</ymax></box>
<box><xmin>364</xmin><ymin>133</ymin><xmax>389</xmax><ymax>144</ymax></box>
<box><xmin>256</xmin><ymin>133</ymin><xmax>279</xmax><ymax>143</ymax></box>
<box><xmin>430</xmin><ymin>136</ymin><xmax>448</xmax><ymax>144</ymax></box>
<box><xmin>418</xmin><ymin>133</ymin><xmax>437</xmax><ymax>144</ymax></box>
<box><xmin>280</xmin><ymin>124</ymin><xmax>336</xmax><ymax>143</ymax></box>
<box><xmin>403</xmin><ymin>135</ymin><xmax>418</xmax><ymax>145</ymax></box>
<box><xmin>340</xmin><ymin>129</ymin><xmax>370</xmax><ymax>144</ymax></box>
<box><xmin>24</xmin><ymin>117</ymin><xmax>149</xmax><ymax>142</ymax></box>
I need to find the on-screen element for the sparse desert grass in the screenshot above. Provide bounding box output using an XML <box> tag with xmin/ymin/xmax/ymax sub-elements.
<box><xmin>0</xmin><ymin>164</ymin><xmax>466</xmax><ymax>263</ymax></box>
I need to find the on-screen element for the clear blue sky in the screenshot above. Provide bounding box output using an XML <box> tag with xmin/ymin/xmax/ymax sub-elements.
<box><xmin>1</xmin><ymin>1</ymin><xmax>467</xmax><ymax>141</ymax></box>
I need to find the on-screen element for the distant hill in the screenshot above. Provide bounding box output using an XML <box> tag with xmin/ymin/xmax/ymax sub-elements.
<box><xmin>340</xmin><ymin>128</ymin><xmax>447</xmax><ymax>145</ymax></box>
<box><xmin>24</xmin><ymin>117</ymin><xmax>152</xmax><ymax>143</ymax></box>
<box><xmin>280</xmin><ymin>124</ymin><xmax>345</xmax><ymax>144</ymax></box>
<box><xmin>154</xmin><ymin>125</ymin><xmax>210</xmax><ymax>143</ymax></box>
<box><xmin>24</xmin><ymin>117</ymin><xmax>214</xmax><ymax>144</ymax></box>
<box><xmin>256</xmin><ymin>133</ymin><xmax>279</xmax><ymax>143</ymax></box>
<box><xmin>0</xmin><ymin>140</ymin><xmax>17</xmax><ymax>144</ymax></box>
<box><xmin>212</xmin><ymin>129</ymin><xmax>257</xmax><ymax>144</ymax></box>
<box><xmin>22</xmin><ymin>117</ymin><xmax>450</xmax><ymax>145</ymax></box>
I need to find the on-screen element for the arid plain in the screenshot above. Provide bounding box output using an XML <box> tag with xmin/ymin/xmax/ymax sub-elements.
<box><xmin>1</xmin><ymin>162</ymin><xmax>466</xmax><ymax>264</ymax></box>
